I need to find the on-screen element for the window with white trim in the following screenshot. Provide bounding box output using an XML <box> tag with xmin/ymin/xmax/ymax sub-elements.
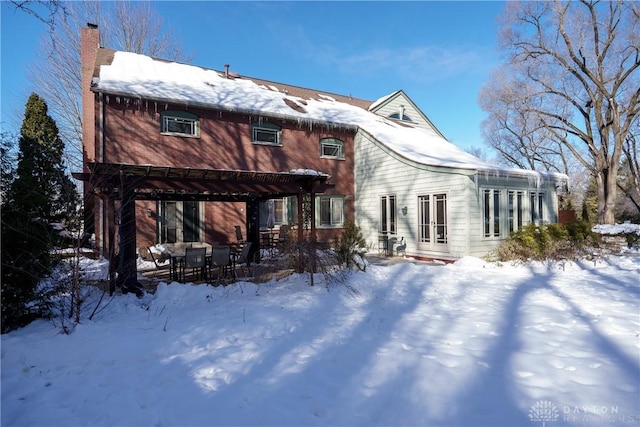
<box><xmin>160</xmin><ymin>111</ymin><xmax>200</xmax><ymax>137</ymax></box>
<box><xmin>317</xmin><ymin>196</ymin><xmax>344</xmax><ymax>227</ymax></box>
<box><xmin>483</xmin><ymin>189</ymin><xmax>502</xmax><ymax>237</ymax></box>
<box><xmin>508</xmin><ymin>190</ymin><xmax>525</xmax><ymax>233</ymax></box>
<box><xmin>252</xmin><ymin>122</ymin><xmax>282</xmax><ymax>145</ymax></box>
<box><xmin>530</xmin><ymin>192</ymin><xmax>545</xmax><ymax>224</ymax></box>
<box><xmin>388</xmin><ymin>112</ymin><xmax>413</xmax><ymax>122</ymax></box>
<box><xmin>320</xmin><ymin>138</ymin><xmax>344</xmax><ymax>159</ymax></box>
<box><xmin>380</xmin><ymin>195</ymin><xmax>396</xmax><ymax>234</ymax></box>
<box><xmin>160</xmin><ymin>110</ymin><xmax>200</xmax><ymax>138</ymax></box>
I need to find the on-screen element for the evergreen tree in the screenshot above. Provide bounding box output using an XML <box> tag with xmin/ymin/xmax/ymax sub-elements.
<box><xmin>581</xmin><ymin>177</ymin><xmax>599</xmax><ymax>225</ymax></box>
<box><xmin>1</xmin><ymin>94</ymin><xmax>80</xmax><ymax>333</ymax></box>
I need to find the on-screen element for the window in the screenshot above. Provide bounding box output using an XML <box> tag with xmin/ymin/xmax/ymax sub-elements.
<box><xmin>380</xmin><ymin>195</ymin><xmax>396</xmax><ymax>234</ymax></box>
<box><xmin>508</xmin><ymin>191</ymin><xmax>525</xmax><ymax>233</ymax></box>
<box><xmin>388</xmin><ymin>112</ymin><xmax>413</xmax><ymax>122</ymax></box>
<box><xmin>160</xmin><ymin>111</ymin><xmax>200</xmax><ymax>137</ymax></box>
<box><xmin>418</xmin><ymin>195</ymin><xmax>430</xmax><ymax>243</ymax></box>
<box><xmin>530</xmin><ymin>192</ymin><xmax>545</xmax><ymax>224</ymax></box>
<box><xmin>252</xmin><ymin>122</ymin><xmax>281</xmax><ymax>145</ymax></box>
<box><xmin>260</xmin><ymin>198</ymin><xmax>289</xmax><ymax>227</ymax></box>
<box><xmin>317</xmin><ymin>196</ymin><xmax>344</xmax><ymax>227</ymax></box>
<box><xmin>157</xmin><ymin>201</ymin><xmax>203</xmax><ymax>243</ymax></box>
<box><xmin>483</xmin><ymin>189</ymin><xmax>502</xmax><ymax>237</ymax></box>
<box><xmin>320</xmin><ymin>138</ymin><xmax>344</xmax><ymax>159</ymax></box>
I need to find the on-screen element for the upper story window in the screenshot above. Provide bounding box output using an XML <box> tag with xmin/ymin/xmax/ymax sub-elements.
<box><xmin>320</xmin><ymin>138</ymin><xmax>344</xmax><ymax>159</ymax></box>
<box><xmin>160</xmin><ymin>111</ymin><xmax>200</xmax><ymax>137</ymax></box>
<box><xmin>388</xmin><ymin>112</ymin><xmax>413</xmax><ymax>122</ymax></box>
<box><xmin>252</xmin><ymin>122</ymin><xmax>282</xmax><ymax>145</ymax></box>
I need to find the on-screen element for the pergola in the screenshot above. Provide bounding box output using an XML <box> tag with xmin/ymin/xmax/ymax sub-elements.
<box><xmin>73</xmin><ymin>162</ymin><xmax>333</xmax><ymax>294</ymax></box>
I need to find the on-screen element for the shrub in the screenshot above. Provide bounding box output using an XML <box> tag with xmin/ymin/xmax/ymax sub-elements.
<box><xmin>495</xmin><ymin>221</ymin><xmax>600</xmax><ymax>262</ymax></box>
<box><xmin>333</xmin><ymin>221</ymin><xmax>367</xmax><ymax>271</ymax></box>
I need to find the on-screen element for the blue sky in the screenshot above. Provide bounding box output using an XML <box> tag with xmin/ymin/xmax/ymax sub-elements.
<box><xmin>1</xmin><ymin>1</ymin><xmax>505</xmax><ymax>151</ymax></box>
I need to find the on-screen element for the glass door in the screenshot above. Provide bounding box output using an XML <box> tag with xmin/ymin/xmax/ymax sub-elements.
<box><xmin>417</xmin><ymin>193</ymin><xmax>448</xmax><ymax>251</ymax></box>
<box><xmin>182</xmin><ymin>201</ymin><xmax>200</xmax><ymax>242</ymax></box>
<box><xmin>158</xmin><ymin>201</ymin><xmax>203</xmax><ymax>243</ymax></box>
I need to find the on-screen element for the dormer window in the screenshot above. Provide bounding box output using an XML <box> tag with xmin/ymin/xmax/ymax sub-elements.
<box><xmin>160</xmin><ymin>110</ymin><xmax>200</xmax><ymax>137</ymax></box>
<box><xmin>388</xmin><ymin>112</ymin><xmax>413</xmax><ymax>121</ymax></box>
<box><xmin>252</xmin><ymin>122</ymin><xmax>282</xmax><ymax>145</ymax></box>
<box><xmin>389</xmin><ymin>105</ymin><xmax>413</xmax><ymax>122</ymax></box>
<box><xmin>320</xmin><ymin>138</ymin><xmax>344</xmax><ymax>159</ymax></box>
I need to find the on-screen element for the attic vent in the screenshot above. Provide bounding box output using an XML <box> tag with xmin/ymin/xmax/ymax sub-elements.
<box><xmin>283</xmin><ymin>98</ymin><xmax>307</xmax><ymax>114</ymax></box>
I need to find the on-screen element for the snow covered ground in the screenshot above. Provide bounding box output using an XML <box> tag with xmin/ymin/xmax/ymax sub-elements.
<box><xmin>2</xmin><ymin>253</ymin><xmax>639</xmax><ymax>427</ymax></box>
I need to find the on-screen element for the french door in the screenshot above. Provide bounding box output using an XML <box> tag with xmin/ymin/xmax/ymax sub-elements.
<box><xmin>158</xmin><ymin>201</ymin><xmax>203</xmax><ymax>243</ymax></box>
<box><xmin>417</xmin><ymin>193</ymin><xmax>448</xmax><ymax>251</ymax></box>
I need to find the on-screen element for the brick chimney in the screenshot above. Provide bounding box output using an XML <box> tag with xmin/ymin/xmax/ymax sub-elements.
<box><xmin>81</xmin><ymin>23</ymin><xmax>100</xmax><ymax>166</ymax></box>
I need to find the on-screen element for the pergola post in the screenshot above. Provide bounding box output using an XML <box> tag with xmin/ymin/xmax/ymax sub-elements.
<box><xmin>107</xmin><ymin>196</ymin><xmax>117</xmax><ymax>295</ymax></box>
<box><xmin>116</xmin><ymin>181</ymin><xmax>142</xmax><ymax>296</ymax></box>
<box><xmin>309</xmin><ymin>187</ymin><xmax>317</xmax><ymax>274</ymax></box>
<box><xmin>246</xmin><ymin>197</ymin><xmax>260</xmax><ymax>263</ymax></box>
<box><xmin>297</xmin><ymin>193</ymin><xmax>304</xmax><ymax>242</ymax></box>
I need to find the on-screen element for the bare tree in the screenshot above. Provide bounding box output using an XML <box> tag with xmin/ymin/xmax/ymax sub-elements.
<box><xmin>29</xmin><ymin>0</ymin><xmax>191</xmax><ymax>170</ymax></box>
<box><xmin>481</xmin><ymin>0</ymin><xmax>640</xmax><ymax>224</ymax></box>
<box><xmin>9</xmin><ymin>0</ymin><xmax>67</xmax><ymax>31</ymax></box>
<box><xmin>480</xmin><ymin>68</ymin><xmax>574</xmax><ymax>174</ymax></box>
<box><xmin>618</xmin><ymin>123</ymin><xmax>640</xmax><ymax>217</ymax></box>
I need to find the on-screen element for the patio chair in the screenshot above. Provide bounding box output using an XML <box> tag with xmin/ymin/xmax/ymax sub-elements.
<box><xmin>276</xmin><ymin>224</ymin><xmax>290</xmax><ymax>249</ymax></box>
<box><xmin>210</xmin><ymin>246</ymin><xmax>232</xmax><ymax>282</ymax></box>
<box><xmin>234</xmin><ymin>225</ymin><xmax>246</xmax><ymax>245</ymax></box>
<box><xmin>182</xmin><ymin>247</ymin><xmax>207</xmax><ymax>282</ymax></box>
<box><xmin>233</xmin><ymin>241</ymin><xmax>253</xmax><ymax>278</ymax></box>
<box><xmin>378</xmin><ymin>233</ymin><xmax>389</xmax><ymax>256</ymax></box>
<box><xmin>147</xmin><ymin>246</ymin><xmax>171</xmax><ymax>279</ymax></box>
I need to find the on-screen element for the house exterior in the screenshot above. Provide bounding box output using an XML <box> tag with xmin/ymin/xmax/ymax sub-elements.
<box><xmin>356</xmin><ymin>90</ymin><xmax>567</xmax><ymax>260</ymax></box>
<box><xmin>78</xmin><ymin>25</ymin><xmax>567</xmax><ymax>278</ymax></box>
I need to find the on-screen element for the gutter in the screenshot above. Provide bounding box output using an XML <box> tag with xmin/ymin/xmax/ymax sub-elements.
<box><xmin>91</xmin><ymin>87</ymin><xmax>360</xmax><ymax>132</ymax></box>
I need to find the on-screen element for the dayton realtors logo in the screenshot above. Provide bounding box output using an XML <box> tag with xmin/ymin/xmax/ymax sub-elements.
<box><xmin>529</xmin><ymin>400</ymin><xmax>560</xmax><ymax>427</ymax></box>
<box><xmin>529</xmin><ymin>400</ymin><xmax>637</xmax><ymax>425</ymax></box>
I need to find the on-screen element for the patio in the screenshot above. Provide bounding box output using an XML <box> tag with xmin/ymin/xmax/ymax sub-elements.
<box><xmin>73</xmin><ymin>162</ymin><xmax>334</xmax><ymax>296</ymax></box>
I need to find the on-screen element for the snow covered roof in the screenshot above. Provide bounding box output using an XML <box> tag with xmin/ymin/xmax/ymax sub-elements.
<box><xmin>93</xmin><ymin>50</ymin><xmax>567</xmax><ymax>181</ymax></box>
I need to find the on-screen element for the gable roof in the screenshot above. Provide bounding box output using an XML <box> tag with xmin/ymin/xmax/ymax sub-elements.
<box><xmin>91</xmin><ymin>49</ymin><xmax>567</xmax><ymax>181</ymax></box>
<box><xmin>368</xmin><ymin>90</ymin><xmax>446</xmax><ymax>139</ymax></box>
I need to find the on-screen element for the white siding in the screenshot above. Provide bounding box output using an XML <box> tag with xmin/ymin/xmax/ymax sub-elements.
<box><xmin>370</xmin><ymin>93</ymin><xmax>440</xmax><ymax>134</ymax></box>
<box><xmin>355</xmin><ymin>131</ymin><xmax>565</xmax><ymax>260</ymax></box>
<box><xmin>355</xmin><ymin>131</ymin><xmax>474</xmax><ymax>260</ymax></box>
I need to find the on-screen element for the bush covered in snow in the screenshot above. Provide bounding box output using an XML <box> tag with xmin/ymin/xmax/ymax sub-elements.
<box><xmin>332</xmin><ymin>221</ymin><xmax>367</xmax><ymax>271</ymax></box>
<box><xmin>494</xmin><ymin>221</ymin><xmax>602</xmax><ymax>262</ymax></box>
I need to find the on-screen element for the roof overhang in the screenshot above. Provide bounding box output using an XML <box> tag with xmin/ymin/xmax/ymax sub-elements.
<box><xmin>72</xmin><ymin>163</ymin><xmax>334</xmax><ymax>202</ymax></box>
